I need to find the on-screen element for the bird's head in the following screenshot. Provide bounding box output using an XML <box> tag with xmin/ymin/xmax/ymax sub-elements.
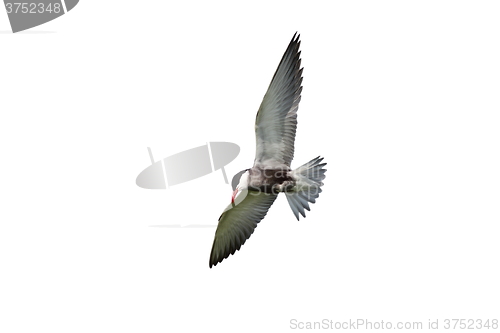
<box><xmin>231</xmin><ymin>169</ymin><xmax>250</xmax><ymax>203</ymax></box>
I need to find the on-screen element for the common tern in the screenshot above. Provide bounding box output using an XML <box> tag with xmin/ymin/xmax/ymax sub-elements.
<box><xmin>209</xmin><ymin>33</ymin><xmax>327</xmax><ymax>268</ymax></box>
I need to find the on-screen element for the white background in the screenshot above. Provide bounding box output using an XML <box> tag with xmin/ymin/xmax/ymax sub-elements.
<box><xmin>1</xmin><ymin>1</ymin><xmax>499</xmax><ymax>332</ymax></box>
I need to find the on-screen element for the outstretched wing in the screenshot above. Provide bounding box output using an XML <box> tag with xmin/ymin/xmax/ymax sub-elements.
<box><xmin>254</xmin><ymin>33</ymin><xmax>303</xmax><ymax>169</ymax></box>
<box><xmin>209</xmin><ymin>190</ymin><xmax>277</xmax><ymax>268</ymax></box>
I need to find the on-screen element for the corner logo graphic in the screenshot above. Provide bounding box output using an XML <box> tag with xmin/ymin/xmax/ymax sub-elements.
<box><xmin>4</xmin><ymin>0</ymin><xmax>78</xmax><ymax>33</ymax></box>
<box><xmin>136</xmin><ymin>142</ymin><xmax>240</xmax><ymax>189</ymax></box>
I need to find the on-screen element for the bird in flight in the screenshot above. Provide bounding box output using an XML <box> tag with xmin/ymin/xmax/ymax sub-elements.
<box><xmin>209</xmin><ymin>33</ymin><xmax>327</xmax><ymax>268</ymax></box>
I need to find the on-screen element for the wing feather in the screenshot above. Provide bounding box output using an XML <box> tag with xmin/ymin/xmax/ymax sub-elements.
<box><xmin>209</xmin><ymin>190</ymin><xmax>277</xmax><ymax>267</ymax></box>
<box><xmin>254</xmin><ymin>33</ymin><xmax>303</xmax><ymax>168</ymax></box>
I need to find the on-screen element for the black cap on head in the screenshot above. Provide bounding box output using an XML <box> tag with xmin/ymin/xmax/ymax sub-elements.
<box><xmin>231</xmin><ymin>169</ymin><xmax>249</xmax><ymax>191</ymax></box>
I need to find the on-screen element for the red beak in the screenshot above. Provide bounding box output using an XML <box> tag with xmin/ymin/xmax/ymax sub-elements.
<box><xmin>231</xmin><ymin>189</ymin><xmax>238</xmax><ymax>203</ymax></box>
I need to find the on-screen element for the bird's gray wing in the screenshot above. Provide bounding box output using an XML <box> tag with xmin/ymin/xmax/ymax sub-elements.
<box><xmin>209</xmin><ymin>190</ymin><xmax>277</xmax><ymax>268</ymax></box>
<box><xmin>254</xmin><ymin>33</ymin><xmax>303</xmax><ymax>169</ymax></box>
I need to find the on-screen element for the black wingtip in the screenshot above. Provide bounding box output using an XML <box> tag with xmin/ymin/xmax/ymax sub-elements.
<box><xmin>209</xmin><ymin>239</ymin><xmax>218</xmax><ymax>268</ymax></box>
<box><xmin>209</xmin><ymin>258</ymin><xmax>217</xmax><ymax>268</ymax></box>
<box><xmin>210</xmin><ymin>259</ymin><xmax>222</xmax><ymax>269</ymax></box>
<box><xmin>209</xmin><ymin>254</ymin><xmax>221</xmax><ymax>268</ymax></box>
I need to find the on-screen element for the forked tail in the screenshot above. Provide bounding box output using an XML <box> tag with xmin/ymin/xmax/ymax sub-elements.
<box><xmin>285</xmin><ymin>156</ymin><xmax>327</xmax><ymax>220</ymax></box>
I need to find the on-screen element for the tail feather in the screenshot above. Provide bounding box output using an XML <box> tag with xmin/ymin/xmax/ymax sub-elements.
<box><xmin>285</xmin><ymin>156</ymin><xmax>327</xmax><ymax>220</ymax></box>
